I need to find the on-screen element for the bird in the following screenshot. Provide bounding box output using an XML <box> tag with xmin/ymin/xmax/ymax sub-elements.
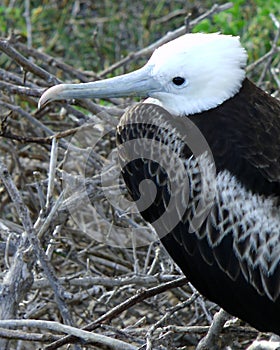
<box><xmin>39</xmin><ymin>33</ymin><xmax>280</xmax><ymax>335</ymax></box>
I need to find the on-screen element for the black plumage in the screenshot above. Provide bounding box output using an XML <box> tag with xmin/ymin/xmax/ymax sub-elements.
<box><xmin>116</xmin><ymin>78</ymin><xmax>280</xmax><ymax>334</ymax></box>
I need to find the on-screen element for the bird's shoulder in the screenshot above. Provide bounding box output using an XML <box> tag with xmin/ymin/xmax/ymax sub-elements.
<box><xmin>190</xmin><ymin>78</ymin><xmax>280</xmax><ymax>196</ymax></box>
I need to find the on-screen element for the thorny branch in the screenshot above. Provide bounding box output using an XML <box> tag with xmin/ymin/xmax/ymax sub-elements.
<box><xmin>0</xmin><ymin>2</ymin><xmax>279</xmax><ymax>350</ymax></box>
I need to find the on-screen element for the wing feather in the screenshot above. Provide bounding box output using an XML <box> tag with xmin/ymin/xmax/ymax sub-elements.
<box><xmin>117</xmin><ymin>89</ymin><xmax>280</xmax><ymax>319</ymax></box>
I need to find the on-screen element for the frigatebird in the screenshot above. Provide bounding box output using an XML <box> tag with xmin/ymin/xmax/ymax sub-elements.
<box><xmin>39</xmin><ymin>33</ymin><xmax>280</xmax><ymax>335</ymax></box>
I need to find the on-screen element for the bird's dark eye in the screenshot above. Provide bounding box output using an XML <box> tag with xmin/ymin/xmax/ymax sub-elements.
<box><xmin>172</xmin><ymin>77</ymin><xmax>185</xmax><ymax>86</ymax></box>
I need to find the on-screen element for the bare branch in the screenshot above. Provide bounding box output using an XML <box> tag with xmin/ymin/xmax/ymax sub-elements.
<box><xmin>0</xmin><ymin>4</ymin><xmax>278</xmax><ymax>349</ymax></box>
<box><xmin>0</xmin><ymin>319</ymin><xmax>138</xmax><ymax>350</ymax></box>
<box><xmin>0</xmin><ymin>159</ymin><xmax>74</xmax><ymax>328</ymax></box>
<box><xmin>0</xmin><ymin>39</ymin><xmax>60</xmax><ymax>85</ymax></box>
<box><xmin>196</xmin><ymin>309</ymin><xmax>230</xmax><ymax>350</ymax></box>
<box><xmin>45</xmin><ymin>277</ymin><xmax>188</xmax><ymax>349</ymax></box>
<box><xmin>0</xmin><ymin>327</ymin><xmax>59</xmax><ymax>342</ymax></box>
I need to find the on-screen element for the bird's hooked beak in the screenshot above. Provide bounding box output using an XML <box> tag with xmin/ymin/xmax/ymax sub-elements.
<box><xmin>38</xmin><ymin>64</ymin><xmax>161</xmax><ymax>109</ymax></box>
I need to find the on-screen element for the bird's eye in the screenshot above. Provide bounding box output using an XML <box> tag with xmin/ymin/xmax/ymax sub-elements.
<box><xmin>172</xmin><ymin>77</ymin><xmax>186</xmax><ymax>86</ymax></box>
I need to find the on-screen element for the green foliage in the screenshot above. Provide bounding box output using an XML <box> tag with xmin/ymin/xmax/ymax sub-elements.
<box><xmin>0</xmin><ymin>1</ymin><xmax>279</xmax><ymax>71</ymax></box>
<box><xmin>0</xmin><ymin>5</ymin><xmax>26</xmax><ymax>35</ymax></box>
<box><xmin>193</xmin><ymin>0</ymin><xmax>280</xmax><ymax>63</ymax></box>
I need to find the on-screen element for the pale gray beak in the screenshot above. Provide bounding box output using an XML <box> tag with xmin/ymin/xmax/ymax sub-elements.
<box><xmin>38</xmin><ymin>64</ymin><xmax>160</xmax><ymax>109</ymax></box>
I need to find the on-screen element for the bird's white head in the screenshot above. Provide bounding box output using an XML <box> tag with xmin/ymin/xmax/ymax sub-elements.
<box><xmin>39</xmin><ymin>33</ymin><xmax>248</xmax><ymax>116</ymax></box>
<box><xmin>145</xmin><ymin>33</ymin><xmax>247</xmax><ymax>115</ymax></box>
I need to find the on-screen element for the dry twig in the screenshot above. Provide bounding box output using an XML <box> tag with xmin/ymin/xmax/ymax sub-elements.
<box><xmin>0</xmin><ymin>2</ymin><xmax>279</xmax><ymax>350</ymax></box>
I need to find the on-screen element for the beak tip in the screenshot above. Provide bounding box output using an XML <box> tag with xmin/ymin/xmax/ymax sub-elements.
<box><xmin>38</xmin><ymin>96</ymin><xmax>48</xmax><ymax>110</ymax></box>
<box><xmin>38</xmin><ymin>84</ymin><xmax>65</xmax><ymax>110</ymax></box>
